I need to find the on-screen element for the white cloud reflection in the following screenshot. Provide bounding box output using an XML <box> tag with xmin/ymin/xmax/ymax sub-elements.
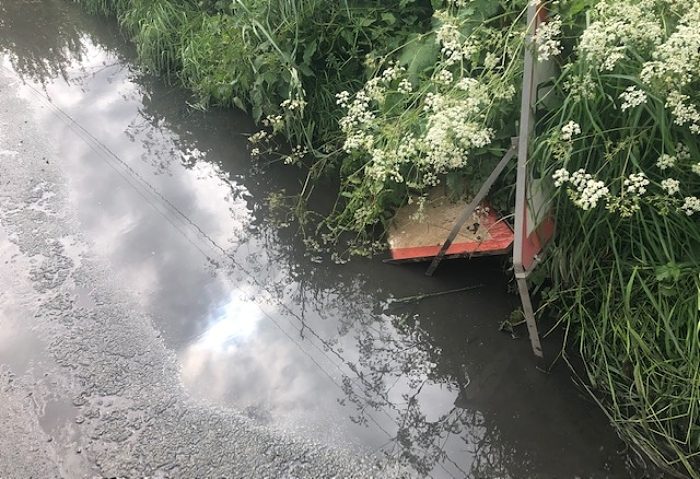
<box><xmin>192</xmin><ymin>287</ymin><xmax>263</xmax><ymax>353</ymax></box>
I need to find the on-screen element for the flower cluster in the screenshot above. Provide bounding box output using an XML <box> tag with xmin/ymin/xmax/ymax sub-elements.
<box><xmin>624</xmin><ymin>172</ymin><xmax>650</xmax><ymax>195</ymax></box>
<box><xmin>553</xmin><ymin>168</ymin><xmax>610</xmax><ymax>210</ymax></box>
<box><xmin>434</xmin><ymin>11</ymin><xmax>464</xmax><ymax>62</ymax></box>
<box><xmin>661</xmin><ymin>178</ymin><xmax>681</xmax><ymax>195</ymax></box>
<box><xmin>263</xmin><ymin>114</ymin><xmax>284</xmax><ymax>133</ymax></box>
<box><xmin>280</xmin><ymin>97</ymin><xmax>307</xmax><ymax>112</ymax></box>
<box><xmin>248</xmin><ymin>129</ymin><xmax>268</xmax><ymax>144</ymax></box>
<box><xmin>561</xmin><ymin>121</ymin><xmax>581</xmax><ymax>141</ymax></box>
<box><xmin>656</xmin><ymin>154</ymin><xmax>676</xmax><ymax>170</ymax></box>
<box><xmin>681</xmin><ymin>196</ymin><xmax>700</xmax><ymax>215</ymax></box>
<box><xmin>533</xmin><ymin>16</ymin><xmax>562</xmax><ymax>62</ymax></box>
<box><xmin>619</xmin><ymin>86</ymin><xmax>647</xmax><ymax>111</ymax></box>
<box><xmin>283</xmin><ymin>145</ymin><xmax>308</xmax><ymax>166</ymax></box>
<box><xmin>578</xmin><ymin>1</ymin><xmax>663</xmax><ymax>71</ymax></box>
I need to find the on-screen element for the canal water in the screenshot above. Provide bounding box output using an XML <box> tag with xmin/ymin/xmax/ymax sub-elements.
<box><xmin>0</xmin><ymin>1</ymin><xmax>634</xmax><ymax>477</ymax></box>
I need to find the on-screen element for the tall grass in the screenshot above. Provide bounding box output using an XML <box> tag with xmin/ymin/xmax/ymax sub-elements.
<box><xmin>532</xmin><ymin>2</ymin><xmax>700</xmax><ymax>474</ymax></box>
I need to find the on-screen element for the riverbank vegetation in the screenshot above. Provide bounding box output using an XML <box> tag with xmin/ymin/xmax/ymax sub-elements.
<box><xmin>74</xmin><ymin>0</ymin><xmax>699</xmax><ymax>476</ymax></box>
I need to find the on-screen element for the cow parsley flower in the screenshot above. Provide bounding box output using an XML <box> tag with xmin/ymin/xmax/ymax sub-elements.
<box><xmin>639</xmin><ymin>8</ymin><xmax>700</xmax><ymax>90</ymax></box>
<box><xmin>435</xmin><ymin>12</ymin><xmax>462</xmax><ymax>56</ymax></box>
<box><xmin>676</xmin><ymin>143</ymin><xmax>691</xmax><ymax>161</ymax></box>
<box><xmin>534</xmin><ymin>16</ymin><xmax>562</xmax><ymax>62</ymax></box>
<box><xmin>435</xmin><ymin>69</ymin><xmax>454</xmax><ymax>85</ymax></box>
<box><xmin>561</xmin><ymin>121</ymin><xmax>582</xmax><ymax>141</ymax></box>
<box><xmin>691</xmin><ymin>162</ymin><xmax>700</xmax><ymax>175</ymax></box>
<box><xmin>579</xmin><ymin>2</ymin><xmax>663</xmax><ymax>71</ymax></box>
<box><xmin>564</xmin><ymin>73</ymin><xmax>596</xmax><ymax>101</ymax></box>
<box><xmin>619</xmin><ymin>86</ymin><xmax>647</xmax><ymax>111</ymax></box>
<box><xmin>484</xmin><ymin>52</ymin><xmax>499</xmax><ymax>70</ymax></box>
<box><xmin>681</xmin><ymin>196</ymin><xmax>700</xmax><ymax>216</ymax></box>
<box><xmin>280</xmin><ymin>97</ymin><xmax>307</xmax><ymax>112</ymax></box>
<box><xmin>624</xmin><ymin>172</ymin><xmax>650</xmax><ymax>195</ymax></box>
<box><xmin>661</xmin><ymin>178</ymin><xmax>680</xmax><ymax>195</ymax></box>
<box><xmin>656</xmin><ymin>154</ymin><xmax>676</xmax><ymax>170</ymax></box>
<box><xmin>666</xmin><ymin>91</ymin><xmax>700</xmax><ymax>134</ymax></box>
<box><xmin>398</xmin><ymin>79</ymin><xmax>413</xmax><ymax>94</ymax></box>
<box><xmin>568</xmin><ymin>169</ymin><xmax>610</xmax><ymax>211</ymax></box>
<box><xmin>335</xmin><ymin>91</ymin><xmax>351</xmax><ymax>108</ymax></box>
<box><xmin>552</xmin><ymin>168</ymin><xmax>570</xmax><ymax>187</ymax></box>
<box><xmin>248</xmin><ymin>130</ymin><xmax>268</xmax><ymax>144</ymax></box>
<box><xmin>568</xmin><ymin>169</ymin><xmax>609</xmax><ymax>210</ymax></box>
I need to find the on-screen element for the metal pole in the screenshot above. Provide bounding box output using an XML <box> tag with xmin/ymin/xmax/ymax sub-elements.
<box><xmin>516</xmin><ymin>275</ymin><xmax>544</xmax><ymax>358</ymax></box>
<box><xmin>513</xmin><ymin>1</ymin><xmax>544</xmax><ymax>358</ymax></box>
<box><xmin>426</xmin><ymin>139</ymin><xmax>518</xmax><ymax>277</ymax></box>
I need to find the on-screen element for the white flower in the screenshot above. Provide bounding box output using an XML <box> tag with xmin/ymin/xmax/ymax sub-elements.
<box><xmin>263</xmin><ymin>114</ymin><xmax>284</xmax><ymax>132</ymax></box>
<box><xmin>283</xmin><ymin>145</ymin><xmax>308</xmax><ymax>165</ymax></box>
<box><xmin>665</xmin><ymin>91</ymin><xmax>700</xmax><ymax>134</ymax></box>
<box><xmin>681</xmin><ymin>196</ymin><xmax>700</xmax><ymax>216</ymax></box>
<box><xmin>691</xmin><ymin>162</ymin><xmax>700</xmax><ymax>175</ymax></box>
<box><xmin>656</xmin><ymin>154</ymin><xmax>676</xmax><ymax>170</ymax></box>
<box><xmin>661</xmin><ymin>178</ymin><xmax>680</xmax><ymax>195</ymax></box>
<box><xmin>624</xmin><ymin>172</ymin><xmax>650</xmax><ymax>195</ymax></box>
<box><xmin>561</xmin><ymin>121</ymin><xmax>582</xmax><ymax>141</ymax></box>
<box><xmin>564</xmin><ymin>74</ymin><xmax>596</xmax><ymax>101</ymax></box>
<box><xmin>579</xmin><ymin>2</ymin><xmax>663</xmax><ymax>72</ymax></box>
<box><xmin>398</xmin><ymin>79</ymin><xmax>413</xmax><ymax>94</ymax></box>
<box><xmin>335</xmin><ymin>91</ymin><xmax>351</xmax><ymax>108</ymax></box>
<box><xmin>552</xmin><ymin>168</ymin><xmax>570</xmax><ymax>187</ymax></box>
<box><xmin>435</xmin><ymin>69</ymin><xmax>454</xmax><ymax>85</ymax></box>
<box><xmin>248</xmin><ymin>130</ymin><xmax>268</xmax><ymax>144</ymax></box>
<box><xmin>435</xmin><ymin>12</ymin><xmax>462</xmax><ymax>56</ymax></box>
<box><xmin>619</xmin><ymin>86</ymin><xmax>647</xmax><ymax>111</ymax></box>
<box><xmin>484</xmin><ymin>52</ymin><xmax>499</xmax><ymax>70</ymax></box>
<box><xmin>676</xmin><ymin>143</ymin><xmax>691</xmax><ymax>161</ymax></box>
<box><xmin>568</xmin><ymin>169</ymin><xmax>609</xmax><ymax>210</ymax></box>
<box><xmin>639</xmin><ymin>8</ymin><xmax>700</xmax><ymax>91</ymax></box>
<box><xmin>381</xmin><ymin>65</ymin><xmax>405</xmax><ymax>82</ymax></box>
<box><xmin>534</xmin><ymin>16</ymin><xmax>563</xmax><ymax>62</ymax></box>
<box><xmin>280</xmin><ymin>97</ymin><xmax>307</xmax><ymax>112</ymax></box>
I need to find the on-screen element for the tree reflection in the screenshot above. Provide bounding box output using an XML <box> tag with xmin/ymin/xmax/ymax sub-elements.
<box><xmin>0</xmin><ymin>0</ymin><xmax>126</xmax><ymax>84</ymax></box>
<box><xmin>133</xmin><ymin>83</ymin><xmax>538</xmax><ymax>476</ymax></box>
<box><xmin>0</xmin><ymin>0</ymin><xmax>84</xmax><ymax>81</ymax></box>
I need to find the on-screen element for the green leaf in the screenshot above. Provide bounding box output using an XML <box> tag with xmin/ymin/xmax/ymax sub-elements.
<box><xmin>381</xmin><ymin>12</ymin><xmax>396</xmax><ymax>25</ymax></box>
<box><xmin>398</xmin><ymin>33</ymin><xmax>439</xmax><ymax>82</ymax></box>
<box><xmin>302</xmin><ymin>39</ymin><xmax>317</xmax><ymax>65</ymax></box>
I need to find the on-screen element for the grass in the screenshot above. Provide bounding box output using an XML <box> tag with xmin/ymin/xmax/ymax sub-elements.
<box><xmin>533</xmin><ymin>39</ymin><xmax>700</xmax><ymax>476</ymax></box>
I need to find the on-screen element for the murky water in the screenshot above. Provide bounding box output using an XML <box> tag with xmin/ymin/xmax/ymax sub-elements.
<box><xmin>0</xmin><ymin>1</ymin><xmax>634</xmax><ymax>477</ymax></box>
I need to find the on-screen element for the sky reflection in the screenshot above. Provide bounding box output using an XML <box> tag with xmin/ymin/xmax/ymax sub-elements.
<box><xmin>0</xmin><ymin>2</ymin><xmax>633</xmax><ymax>477</ymax></box>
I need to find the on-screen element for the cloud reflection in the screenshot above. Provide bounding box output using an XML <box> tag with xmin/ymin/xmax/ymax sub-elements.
<box><xmin>0</xmin><ymin>2</ymin><xmax>633</xmax><ymax>476</ymax></box>
<box><xmin>192</xmin><ymin>288</ymin><xmax>263</xmax><ymax>353</ymax></box>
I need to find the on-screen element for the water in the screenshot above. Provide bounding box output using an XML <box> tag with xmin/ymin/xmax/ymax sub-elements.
<box><xmin>0</xmin><ymin>1</ymin><xmax>633</xmax><ymax>477</ymax></box>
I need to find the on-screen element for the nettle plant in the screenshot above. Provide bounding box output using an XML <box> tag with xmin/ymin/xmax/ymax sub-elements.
<box><xmin>319</xmin><ymin>0</ymin><xmax>529</xmax><ymax>241</ymax></box>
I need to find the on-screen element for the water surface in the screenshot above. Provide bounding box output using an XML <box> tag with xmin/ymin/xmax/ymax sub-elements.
<box><xmin>0</xmin><ymin>1</ymin><xmax>632</xmax><ymax>477</ymax></box>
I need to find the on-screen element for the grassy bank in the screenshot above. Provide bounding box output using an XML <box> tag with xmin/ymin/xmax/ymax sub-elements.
<box><xmin>73</xmin><ymin>0</ymin><xmax>700</xmax><ymax>476</ymax></box>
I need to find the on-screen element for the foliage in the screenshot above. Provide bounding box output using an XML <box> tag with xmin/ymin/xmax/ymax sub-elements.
<box><xmin>533</xmin><ymin>1</ymin><xmax>700</xmax><ymax>476</ymax></box>
<box><xmin>249</xmin><ymin>0</ymin><xmax>529</xmax><ymax>250</ymax></box>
